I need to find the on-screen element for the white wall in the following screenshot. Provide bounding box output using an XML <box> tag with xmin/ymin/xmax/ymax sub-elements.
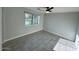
<box><xmin>44</xmin><ymin>13</ymin><xmax>78</xmax><ymax>41</ymax></box>
<box><xmin>3</xmin><ymin>7</ymin><xmax>43</xmax><ymax>43</ymax></box>
<box><xmin>0</xmin><ymin>7</ymin><xmax>2</xmax><ymax>50</ymax></box>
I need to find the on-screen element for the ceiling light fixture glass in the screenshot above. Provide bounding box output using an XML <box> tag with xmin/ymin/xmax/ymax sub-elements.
<box><xmin>46</xmin><ymin>11</ymin><xmax>51</xmax><ymax>13</ymax></box>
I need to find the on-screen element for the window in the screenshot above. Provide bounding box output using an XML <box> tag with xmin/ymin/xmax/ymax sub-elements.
<box><xmin>24</xmin><ymin>12</ymin><xmax>40</xmax><ymax>26</ymax></box>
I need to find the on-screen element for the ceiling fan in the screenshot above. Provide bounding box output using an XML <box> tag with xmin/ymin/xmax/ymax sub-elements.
<box><xmin>46</xmin><ymin>7</ymin><xmax>54</xmax><ymax>12</ymax></box>
<box><xmin>38</xmin><ymin>7</ymin><xmax>54</xmax><ymax>13</ymax></box>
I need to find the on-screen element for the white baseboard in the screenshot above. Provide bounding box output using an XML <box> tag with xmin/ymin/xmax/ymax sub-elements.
<box><xmin>44</xmin><ymin>29</ymin><xmax>73</xmax><ymax>41</ymax></box>
<box><xmin>3</xmin><ymin>29</ymin><xmax>43</xmax><ymax>44</ymax></box>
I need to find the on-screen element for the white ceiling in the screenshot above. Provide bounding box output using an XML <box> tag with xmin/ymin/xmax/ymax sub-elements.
<box><xmin>51</xmin><ymin>7</ymin><xmax>79</xmax><ymax>13</ymax></box>
<box><xmin>26</xmin><ymin>7</ymin><xmax>79</xmax><ymax>13</ymax></box>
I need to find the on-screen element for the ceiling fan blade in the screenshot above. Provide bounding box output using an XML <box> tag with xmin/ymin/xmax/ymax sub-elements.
<box><xmin>48</xmin><ymin>7</ymin><xmax>54</xmax><ymax>11</ymax></box>
<box><xmin>50</xmin><ymin>7</ymin><xmax>54</xmax><ymax>9</ymax></box>
<box><xmin>46</xmin><ymin>7</ymin><xmax>49</xmax><ymax>9</ymax></box>
<box><xmin>49</xmin><ymin>10</ymin><xmax>52</xmax><ymax>12</ymax></box>
<box><xmin>46</xmin><ymin>7</ymin><xmax>54</xmax><ymax>11</ymax></box>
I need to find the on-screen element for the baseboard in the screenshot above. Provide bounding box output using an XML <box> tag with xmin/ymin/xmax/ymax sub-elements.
<box><xmin>44</xmin><ymin>29</ymin><xmax>74</xmax><ymax>42</ymax></box>
<box><xmin>3</xmin><ymin>29</ymin><xmax>43</xmax><ymax>44</ymax></box>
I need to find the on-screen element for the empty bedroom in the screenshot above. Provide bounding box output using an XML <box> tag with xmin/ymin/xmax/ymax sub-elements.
<box><xmin>2</xmin><ymin>7</ymin><xmax>79</xmax><ymax>51</ymax></box>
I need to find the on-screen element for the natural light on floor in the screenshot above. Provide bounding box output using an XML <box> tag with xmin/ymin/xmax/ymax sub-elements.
<box><xmin>75</xmin><ymin>34</ymin><xmax>79</xmax><ymax>50</ymax></box>
<box><xmin>54</xmin><ymin>38</ymin><xmax>77</xmax><ymax>51</ymax></box>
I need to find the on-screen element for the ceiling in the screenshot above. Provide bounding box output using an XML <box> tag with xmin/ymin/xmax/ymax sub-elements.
<box><xmin>26</xmin><ymin>7</ymin><xmax>79</xmax><ymax>13</ymax></box>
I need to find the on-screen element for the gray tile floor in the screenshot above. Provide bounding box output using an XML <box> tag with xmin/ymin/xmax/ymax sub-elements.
<box><xmin>2</xmin><ymin>30</ymin><xmax>60</xmax><ymax>51</ymax></box>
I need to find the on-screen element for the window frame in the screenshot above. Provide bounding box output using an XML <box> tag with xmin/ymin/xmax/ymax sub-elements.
<box><xmin>24</xmin><ymin>11</ymin><xmax>40</xmax><ymax>27</ymax></box>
